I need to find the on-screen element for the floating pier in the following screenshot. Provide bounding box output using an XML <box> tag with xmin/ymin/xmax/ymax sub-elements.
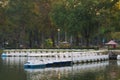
<box><xmin>1</xmin><ymin>49</ymin><xmax>109</xmax><ymax>68</ymax></box>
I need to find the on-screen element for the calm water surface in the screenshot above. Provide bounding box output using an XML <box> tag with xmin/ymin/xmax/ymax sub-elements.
<box><xmin>0</xmin><ymin>57</ymin><xmax>120</xmax><ymax>80</ymax></box>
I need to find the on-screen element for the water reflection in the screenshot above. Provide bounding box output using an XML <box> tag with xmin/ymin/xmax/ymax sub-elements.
<box><xmin>2</xmin><ymin>57</ymin><xmax>27</xmax><ymax>65</ymax></box>
<box><xmin>0</xmin><ymin>57</ymin><xmax>27</xmax><ymax>80</ymax></box>
<box><xmin>25</xmin><ymin>61</ymin><xmax>109</xmax><ymax>80</ymax></box>
<box><xmin>2</xmin><ymin>57</ymin><xmax>120</xmax><ymax>80</ymax></box>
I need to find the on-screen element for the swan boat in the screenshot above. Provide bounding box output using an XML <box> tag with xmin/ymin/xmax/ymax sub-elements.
<box><xmin>24</xmin><ymin>60</ymin><xmax>46</xmax><ymax>68</ymax></box>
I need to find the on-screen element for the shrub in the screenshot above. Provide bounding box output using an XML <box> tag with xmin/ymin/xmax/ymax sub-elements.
<box><xmin>44</xmin><ymin>38</ymin><xmax>53</xmax><ymax>48</ymax></box>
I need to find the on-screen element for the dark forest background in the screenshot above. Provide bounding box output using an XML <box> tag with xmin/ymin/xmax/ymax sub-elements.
<box><xmin>0</xmin><ymin>0</ymin><xmax>120</xmax><ymax>49</ymax></box>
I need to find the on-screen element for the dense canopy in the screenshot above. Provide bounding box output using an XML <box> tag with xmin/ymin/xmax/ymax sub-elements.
<box><xmin>0</xmin><ymin>0</ymin><xmax>120</xmax><ymax>48</ymax></box>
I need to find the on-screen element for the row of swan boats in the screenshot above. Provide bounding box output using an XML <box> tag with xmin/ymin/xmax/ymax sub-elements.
<box><xmin>1</xmin><ymin>49</ymin><xmax>109</xmax><ymax>68</ymax></box>
<box><xmin>24</xmin><ymin>52</ymin><xmax>109</xmax><ymax>68</ymax></box>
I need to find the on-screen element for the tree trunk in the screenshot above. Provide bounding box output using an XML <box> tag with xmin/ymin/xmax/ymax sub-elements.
<box><xmin>86</xmin><ymin>37</ymin><xmax>89</xmax><ymax>47</ymax></box>
<box><xmin>29</xmin><ymin>31</ymin><xmax>32</xmax><ymax>48</ymax></box>
<box><xmin>75</xmin><ymin>35</ymin><xmax>79</xmax><ymax>47</ymax></box>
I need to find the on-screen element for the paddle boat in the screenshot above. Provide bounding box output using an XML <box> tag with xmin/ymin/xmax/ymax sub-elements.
<box><xmin>1</xmin><ymin>53</ymin><xmax>7</xmax><ymax>57</ymax></box>
<box><xmin>51</xmin><ymin>54</ymin><xmax>72</xmax><ymax>67</ymax></box>
<box><xmin>24</xmin><ymin>60</ymin><xmax>46</xmax><ymax>68</ymax></box>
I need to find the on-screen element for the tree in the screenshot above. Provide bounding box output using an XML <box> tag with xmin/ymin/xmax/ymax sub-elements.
<box><xmin>0</xmin><ymin>0</ymin><xmax>120</xmax><ymax>48</ymax></box>
<box><xmin>4</xmin><ymin>0</ymin><xmax>35</xmax><ymax>48</ymax></box>
<box><xmin>51</xmin><ymin>0</ymin><xmax>101</xmax><ymax>47</ymax></box>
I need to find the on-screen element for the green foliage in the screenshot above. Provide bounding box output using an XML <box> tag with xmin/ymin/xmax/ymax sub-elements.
<box><xmin>0</xmin><ymin>0</ymin><xmax>120</xmax><ymax>48</ymax></box>
<box><xmin>50</xmin><ymin>4</ymin><xmax>68</xmax><ymax>31</ymax></box>
<box><xmin>44</xmin><ymin>38</ymin><xmax>53</xmax><ymax>48</ymax></box>
<box><xmin>51</xmin><ymin>0</ymin><xmax>103</xmax><ymax>46</ymax></box>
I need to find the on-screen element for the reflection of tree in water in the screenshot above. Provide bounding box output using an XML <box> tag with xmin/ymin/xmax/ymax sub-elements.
<box><xmin>26</xmin><ymin>67</ymin><xmax>72</xmax><ymax>80</ymax></box>
<box><xmin>72</xmin><ymin>69</ymin><xmax>107</xmax><ymax>80</ymax></box>
<box><xmin>75</xmin><ymin>61</ymin><xmax>120</xmax><ymax>80</ymax></box>
<box><xmin>26</xmin><ymin>62</ymin><xmax>108</xmax><ymax>80</ymax></box>
<box><xmin>105</xmin><ymin>60</ymin><xmax>119</xmax><ymax>80</ymax></box>
<box><xmin>75</xmin><ymin>71</ymin><xmax>96</xmax><ymax>80</ymax></box>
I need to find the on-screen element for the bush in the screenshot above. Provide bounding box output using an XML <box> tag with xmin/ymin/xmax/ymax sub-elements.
<box><xmin>44</xmin><ymin>38</ymin><xmax>53</xmax><ymax>48</ymax></box>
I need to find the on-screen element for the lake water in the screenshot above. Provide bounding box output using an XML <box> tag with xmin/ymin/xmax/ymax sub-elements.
<box><xmin>0</xmin><ymin>57</ymin><xmax>120</xmax><ymax>80</ymax></box>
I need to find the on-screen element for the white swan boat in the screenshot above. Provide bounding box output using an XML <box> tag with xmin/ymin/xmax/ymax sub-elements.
<box><xmin>24</xmin><ymin>60</ymin><xmax>46</xmax><ymax>68</ymax></box>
